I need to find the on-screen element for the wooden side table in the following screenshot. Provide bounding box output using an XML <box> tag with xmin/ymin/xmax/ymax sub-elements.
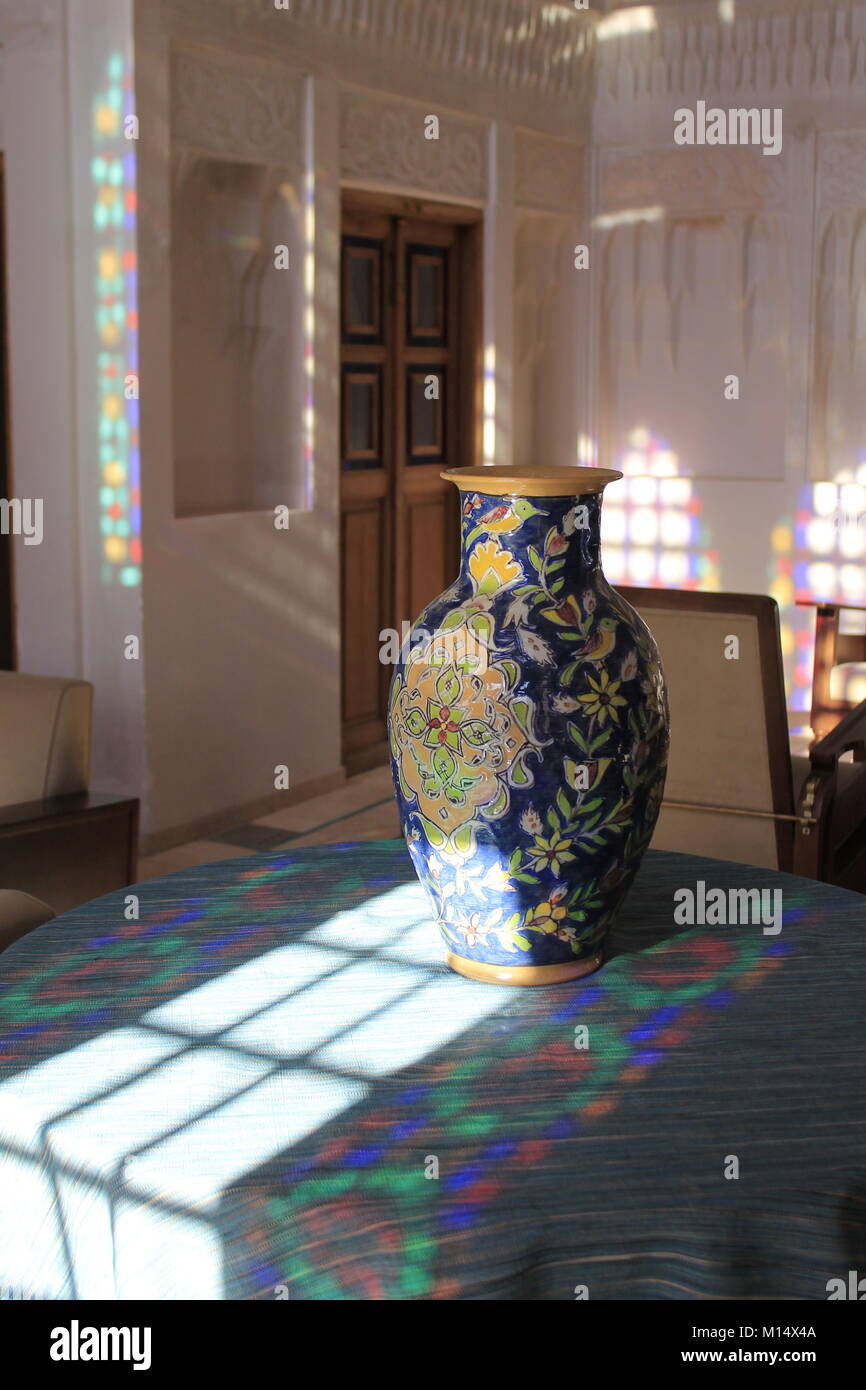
<box><xmin>0</xmin><ymin>792</ymin><xmax>139</xmax><ymax>914</ymax></box>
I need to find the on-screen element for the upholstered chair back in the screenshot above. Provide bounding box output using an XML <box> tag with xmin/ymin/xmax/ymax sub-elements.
<box><xmin>617</xmin><ymin>588</ymin><xmax>794</xmax><ymax>872</ymax></box>
<box><xmin>0</xmin><ymin>672</ymin><xmax>93</xmax><ymax>807</ymax></box>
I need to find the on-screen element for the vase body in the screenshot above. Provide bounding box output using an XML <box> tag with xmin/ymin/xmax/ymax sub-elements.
<box><xmin>388</xmin><ymin>467</ymin><xmax>669</xmax><ymax>985</ymax></box>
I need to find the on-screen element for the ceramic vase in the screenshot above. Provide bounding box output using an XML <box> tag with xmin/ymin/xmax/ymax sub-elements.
<box><xmin>388</xmin><ymin>466</ymin><xmax>669</xmax><ymax>985</ymax></box>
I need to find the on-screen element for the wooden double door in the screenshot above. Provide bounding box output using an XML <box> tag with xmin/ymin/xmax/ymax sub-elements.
<box><xmin>340</xmin><ymin>195</ymin><xmax>481</xmax><ymax>772</ymax></box>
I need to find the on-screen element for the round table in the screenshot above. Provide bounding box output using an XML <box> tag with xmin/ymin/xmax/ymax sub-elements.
<box><xmin>0</xmin><ymin>842</ymin><xmax>864</xmax><ymax>1301</ymax></box>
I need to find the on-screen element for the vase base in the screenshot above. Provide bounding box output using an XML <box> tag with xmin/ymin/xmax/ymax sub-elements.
<box><xmin>444</xmin><ymin>950</ymin><xmax>603</xmax><ymax>987</ymax></box>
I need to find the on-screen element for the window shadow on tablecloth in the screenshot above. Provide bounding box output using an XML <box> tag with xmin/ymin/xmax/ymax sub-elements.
<box><xmin>0</xmin><ymin>842</ymin><xmax>863</xmax><ymax>1300</ymax></box>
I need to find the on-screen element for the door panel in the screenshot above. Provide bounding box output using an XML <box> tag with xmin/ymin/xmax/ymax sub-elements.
<box><xmin>407</xmin><ymin>495</ymin><xmax>451</xmax><ymax>621</ymax></box>
<box><xmin>341</xmin><ymin>489</ymin><xmax>389</xmax><ymax>753</ymax></box>
<box><xmin>340</xmin><ymin>198</ymin><xmax>481</xmax><ymax>771</ymax></box>
<box><xmin>391</xmin><ymin>216</ymin><xmax>462</xmax><ymax>651</ymax></box>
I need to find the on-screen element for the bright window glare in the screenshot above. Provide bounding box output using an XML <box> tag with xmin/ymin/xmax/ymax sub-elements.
<box><xmin>225</xmin><ymin>957</ymin><xmax>431</xmax><ymax>1059</ymax></box>
<box><xmin>144</xmin><ymin>942</ymin><xmax>346</xmax><ymax>1034</ymax></box>
<box><xmin>627</xmin><ymin>548</ymin><xmax>655</xmax><ymax>584</ymax></box>
<box><xmin>812</xmin><ymin>482</ymin><xmax>838</xmax><ymax>517</ymax></box>
<box><xmin>0</xmin><ymin>1153</ymin><xmax>69</xmax><ymax>1297</ymax></box>
<box><xmin>0</xmin><ymin>1027</ymin><xmax>184</xmax><ymax>1152</ymax></box>
<box><xmin>315</xmin><ymin>977</ymin><xmax>518</xmax><ymax>1078</ymax></box>
<box><xmin>659</xmin><ymin>477</ymin><xmax>690</xmax><ymax>506</ymax></box>
<box><xmin>658</xmin><ymin>550</ymin><xmax>689</xmax><ymax>585</ymax></box>
<box><xmin>304</xmin><ymin>882</ymin><xmax>431</xmax><ymax>950</ymax></box>
<box><xmin>379</xmin><ymin>920</ymin><xmax>448</xmax><ymax>968</ymax></box>
<box><xmin>0</xmin><ymin>879</ymin><xmax>516</xmax><ymax>1295</ymax></box>
<box><xmin>54</xmin><ymin>1168</ymin><xmax>122</xmax><ymax>1299</ymax></box>
<box><xmin>630</xmin><ymin>508</ymin><xmax>659</xmax><ymax>545</ymax></box>
<box><xmin>115</xmin><ymin>1194</ymin><xmax>222</xmax><ymax>1300</ymax></box>
<box><xmin>593</xmin><ymin>205</ymin><xmax>663</xmax><ymax>230</ymax></box>
<box><xmin>123</xmin><ymin>1071</ymin><xmax>369</xmax><ymax>1211</ymax></box>
<box><xmin>840</xmin><ymin>565</ymin><xmax>866</xmax><ymax>599</ymax></box>
<box><xmin>629</xmin><ymin>476</ymin><xmax>657</xmax><ymax>506</ymax></box>
<box><xmin>597</xmin><ymin>7</ymin><xmax>657</xmax><ymax>41</ymax></box>
<box><xmin>840</xmin><ymin>526</ymin><xmax>865</xmax><ymax>560</ymax></box>
<box><xmin>48</xmin><ymin>1048</ymin><xmax>272</xmax><ymax>1176</ymax></box>
<box><xmin>806</xmin><ymin>518</ymin><xmax>835</xmax><ymax>555</ymax></box>
<box><xmin>660</xmin><ymin>510</ymin><xmax>691</xmax><ymax>548</ymax></box>
<box><xmin>601</xmin><ymin>508</ymin><xmax>626</xmax><ymax>543</ymax></box>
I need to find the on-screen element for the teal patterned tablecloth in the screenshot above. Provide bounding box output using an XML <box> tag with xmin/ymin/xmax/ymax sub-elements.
<box><xmin>0</xmin><ymin>841</ymin><xmax>864</xmax><ymax>1300</ymax></box>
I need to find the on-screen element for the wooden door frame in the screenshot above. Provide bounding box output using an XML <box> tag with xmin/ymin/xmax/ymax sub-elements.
<box><xmin>338</xmin><ymin>190</ymin><xmax>483</xmax><ymax>775</ymax></box>
<box><xmin>341</xmin><ymin>188</ymin><xmax>484</xmax><ymax>480</ymax></box>
<box><xmin>339</xmin><ymin>204</ymin><xmax>396</xmax><ymax>771</ymax></box>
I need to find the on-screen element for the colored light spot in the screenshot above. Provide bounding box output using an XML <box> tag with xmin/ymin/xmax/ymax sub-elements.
<box><xmin>583</xmin><ymin>1098</ymin><xmax>617</xmax><ymax>1118</ymax></box>
<box><xmin>92</xmin><ymin>54</ymin><xmax>140</xmax><ymax>587</ymax></box>
<box><xmin>99</xmin><ymin>249</ymin><xmax>120</xmax><ymax>278</ymax></box>
<box><xmin>95</xmin><ymin>103</ymin><xmax>118</xmax><ymax>135</ymax></box>
<box><xmin>104</xmin><ymin>536</ymin><xmax>127</xmax><ymax>563</ymax></box>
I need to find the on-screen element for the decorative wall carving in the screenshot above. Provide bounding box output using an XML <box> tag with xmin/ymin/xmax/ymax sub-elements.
<box><xmin>598</xmin><ymin>145</ymin><xmax>789</xmax><ymax>218</ymax></box>
<box><xmin>816</xmin><ymin>130</ymin><xmax>866</xmax><ymax>208</ymax></box>
<box><xmin>171</xmin><ymin>46</ymin><xmax>302</xmax><ymax>166</ymax></box>
<box><xmin>599</xmin><ymin>213</ymin><xmax>788</xmax><ymax>481</ymax></box>
<box><xmin>595</xmin><ymin>1</ymin><xmax>866</xmax><ymax>106</ymax></box>
<box><xmin>810</xmin><ymin>131</ymin><xmax>866</xmax><ymax>480</ymax></box>
<box><xmin>167</xmin><ymin>0</ymin><xmax>593</xmax><ymax>109</ymax></box>
<box><xmin>593</xmin><ymin>2</ymin><xmax>866</xmax><ymax>495</ymax></box>
<box><xmin>340</xmin><ymin>91</ymin><xmax>486</xmax><ymax>201</ymax></box>
<box><xmin>515</xmin><ymin>131</ymin><xmax>584</xmax><ymax>214</ymax></box>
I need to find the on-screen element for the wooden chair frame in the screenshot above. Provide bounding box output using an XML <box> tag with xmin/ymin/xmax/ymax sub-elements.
<box><xmin>617</xmin><ymin>586</ymin><xmax>866</xmax><ymax>891</ymax></box>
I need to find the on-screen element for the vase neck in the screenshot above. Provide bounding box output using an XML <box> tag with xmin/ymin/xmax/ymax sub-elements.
<box><xmin>459</xmin><ymin>490</ymin><xmax>605</xmax><ymax>583</ymax></box>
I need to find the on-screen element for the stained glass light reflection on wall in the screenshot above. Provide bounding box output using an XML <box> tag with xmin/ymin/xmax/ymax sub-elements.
<box><xmin>769</xmin><ymin>465</ymin><xmax>866</xmax><ymax>718</ymax></box>
<box><xmin>600</xmin><ymin>428</ymin><xmax>720</xmax><ymax>591</ymax></box>
<box><xmin>94</xmin><ymin>51</ymin><xmax>140</xmax><ymax>587</ymax></box>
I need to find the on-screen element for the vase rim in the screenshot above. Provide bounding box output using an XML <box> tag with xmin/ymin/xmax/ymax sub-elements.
<box><xmin>441</xmin><ymin>466</ymin><xmax>623</xmax><ymax>497</ymax></box>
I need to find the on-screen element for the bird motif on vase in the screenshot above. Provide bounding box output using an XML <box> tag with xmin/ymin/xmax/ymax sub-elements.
<box><xmin>464</xmin><ymin>498</ymin><xmax>543</xmax><ymax>546</ymax></box>
<box><xmin>565</xmin><ymin>616</ymin><xmax>618</xmax><ymax>665</ymax></box>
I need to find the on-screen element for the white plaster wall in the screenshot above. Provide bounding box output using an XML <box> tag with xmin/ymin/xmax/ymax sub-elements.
<box><xmin>66</xmin><ymin>0</ymin><xmax>146</xmax><ymax>795</ymax></box>
<box><xmin>513</xmin><ymin>131</ymin><xmax>591</xmax><ymax>471</ymax></box>
<box><xmin>1</xmin><ymin>0</ymin><xmax>145</xmax><ymax>797</ymax></box>
<box><xmin>0</xmin><ymin>0</ymin><xmax>82</xmax><ymax>680</ymax></box>
<box><xmin>134</xmin><ymin>6</ymin><xmax>343</xmax><ymax>840</ymax></box>
<box><xmin>9</xmin><ymin>0</ymin><xmax>865</xmax><ymax>841</ymax></box>
<box><xmin>591</xmin><ymin>0</ymin><xmax>866</xmax><ymax>720</ymax></box>
<box><xmin>132</xmin><ymin>0</ymin><xmax>593</xmax><ymax>843</ymax></box>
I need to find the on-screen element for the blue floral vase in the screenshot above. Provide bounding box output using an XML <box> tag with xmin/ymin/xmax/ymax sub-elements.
<box><xmin>388</xmin><ymin>466</ymin><xmax>669</xmax><ymax>985</ymax></box>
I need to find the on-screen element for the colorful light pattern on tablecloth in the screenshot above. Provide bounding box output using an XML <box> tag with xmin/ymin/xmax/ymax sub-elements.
<box><xmin>0</xmin><ymin>842</ymin><xmax>822</xmax><ymax>1301</ymax></box>
<box><xmin>93</xmin><ymin>51</ymin><xmax>140</xmax><ymax>587</ymax></box>
<box><xmin>257</xmin><ymin>931</ymin><xmax>791</xmax><ymax>1299</ymax></box>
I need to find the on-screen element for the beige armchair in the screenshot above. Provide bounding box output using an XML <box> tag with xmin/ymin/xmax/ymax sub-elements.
<box><xmin>0</xmin><ymin>671</ymin><xmax>138</xmax><ymax>914</ymax></box>
<box><xmin>0</xmin><ymin>671</ymin><xmax>92</xmax><ymax>804</ymax></box>
<box><xmin>618</xmin><ymin>586</ymin><xmax>866</xmax><ymax>893</ymax></box>
<box><xmin>0</xmin><ymin>889</ymin><xmax>55</xmax><ymax>954</ymax></box>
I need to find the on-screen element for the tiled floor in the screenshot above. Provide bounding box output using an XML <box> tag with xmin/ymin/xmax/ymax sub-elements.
<box><xmin>137</xmin><ymin>765</ymin><xmax>401</xmax><ymax>882</ymax></box>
